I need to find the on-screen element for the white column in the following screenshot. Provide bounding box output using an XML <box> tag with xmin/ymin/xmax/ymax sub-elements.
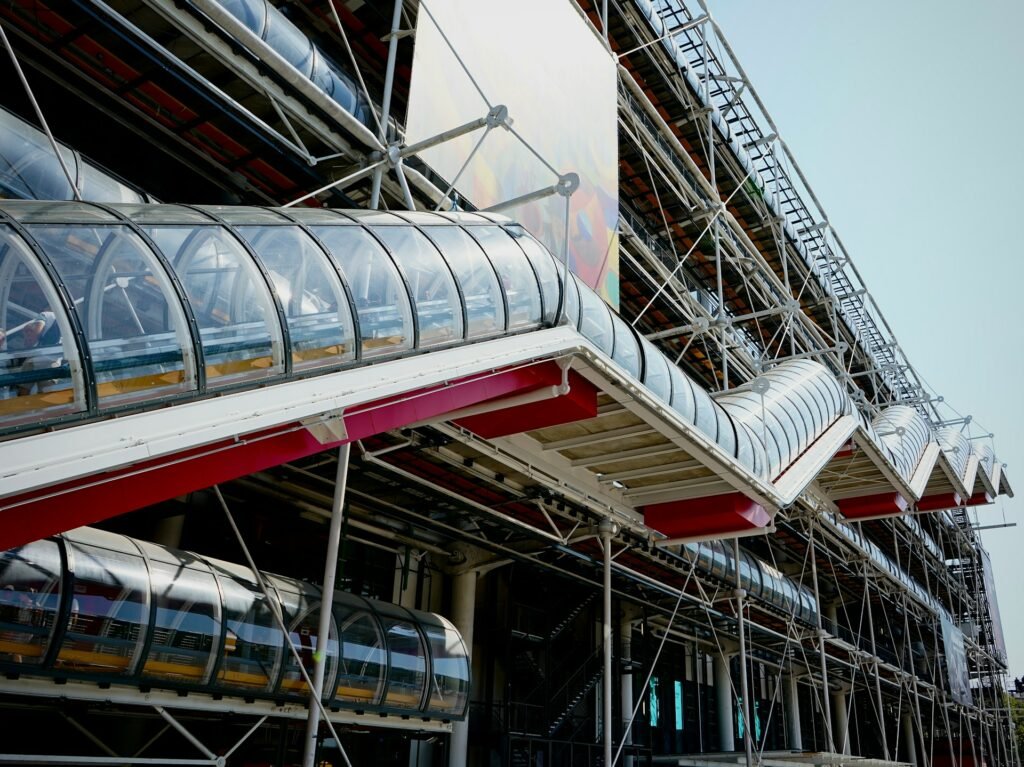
<box><xmin>714</xmin><ymin>653</ymin><xmax>736</xmax><ymax>752</ymax></box>
<box><xmin>448</xmin><ymin>569</ymin><xmax>478</xmax><ymax>767</ymax></box>
<box><xmin>783</xmin><ymin>673</ymin><xmax>802</xmax><ymax>751</ymax></box>
<box><xmin>832</xmin><ymin>689</ymin><xmax>849</xmax><ymax>755</ymax></box>
<box><xmin>902</xmin><ymin>713</ymin><xmax>918</xmax><ymax>767</ymax></box>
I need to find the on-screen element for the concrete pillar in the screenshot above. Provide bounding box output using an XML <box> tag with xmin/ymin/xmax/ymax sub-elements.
<box><xmin>902</xmin><ymin>713</ymin><xmax>918</xmax><ymax>767</ymax></box>
<box><xmin>783</xmin><ymin>673</ymin><xmax>802</xmax><ymax>751</ymax></box>
<box><xmin>714</xmin><ymin>653</ymin><xmax>736</xmax><ymax>752</ymax></box>
<box><xmin>448</xmin><ymin>569</ymin><xmax>478</xmax><ymax>767</ymax></box>
<box><xmin>832</xmin><ymin>689</ymin><xmax>849</xmax><ymax>755</ymax></box>
<box><xmin>824</xmin><ymin>603</ymin><xmax>839</xmax><ymax>635</ymax></box>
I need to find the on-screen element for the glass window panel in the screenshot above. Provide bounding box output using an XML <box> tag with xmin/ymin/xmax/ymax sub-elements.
<box><xmin>333</xmin><ymin>593</ymin><xmax>386</xmax><ymax>706</ymax></box>
<box><xmin>343</xmin><ymin>210</ymin><xmax>406</xmax><ymax>225</ymax></box>
<box><xmin>311</xmin><ymin>225</ymin><xmax>413</xmax><ymax>357</ymax></box>
<box><xmin>217</xmin><ymin>0</ymin><xmax>267</xmax><ymax>34</ymax></box>
<box><xmin>199</xmin><ymin>205</ymin><xmax>291</xmax><ymax>225</ymax></box>
<box><xmin>468</xmin><ymin>227</ymin><xmax>541</xmax><ymax>329</ymax></box>
<box><xmin>436</xmin><ymin>212</ymin><xmax>492</xmax><ymax>224</ymax></box>
<box><xmin>691</xmin><ymin>388</ymin><xmax>720</xmax><ymax>443</ymax></box>
<box><xmin>576</xmin><ymin>279</ymin><xmax>613</xmax><ymax>354</ymax></box>
<box><xmin>0</xmin><ymin>226</ymin><xmax>82</xmax><ymax>425</ymax></box>
<box><xmin>210</xmin><ymin>562</ymin><xmax>283</xmax><ymax>693</ymax></box>
<box><xmin>668</xmin><ymin>365</ymin><xmax>696</xmax><ymax>426</ymax></box>
<box><xmin>561</xmin><ymin>265</ymin><xmax>580</xmax><ymax>329</ymax></box>
<box><xmin>610</xmin><ymin>314</ymin><xmax>641</xmax><ymax>378</ymax></box>
<box><xmin>236</xmin><ymin>226</ymin><xmax>355</xmax><ymax>371</ymax></box>
<box><xmin>262</xmin><ymin>10</ymin><xmax>314</xmax><ymax>76</ymax></box>
<box><xmin>711</xmin><ymin>403</ymin><xmax>736</xmax><ymax>460</ymax></box>
<box><xmin>421</xmin><ymin>225</ymin><xmax>504</xmax><ymax>339</ymax></box>
<box><xmin>0</xmin><ymin>538</ymin><xmax>63</xmax><ymax>666</ymax></box>
<box><xmin>141</xmin><ymin>553</ymin><xmax>220</xmax><ymax>685</ymax></box>
<box><xmin>145</xmin><ymin>226</ymin><xmax>283</xmax><ymax>386</ymax></box>
<box><xmin>276</xmin><ymin>587</ymin><xmax>338</xmax><ymax>699</ymax></box>
<box><xmin>0</xmin><ymin>113</ymin><xmax>78</xmax><ymax>200</ymax></box>
<box><xmin>2</xmin><ymin>201</ymin><xmax>115</xmax><ymax>223</ymax></box>
<box><xmin>371</xmin><ymin>226</ymin><xmax>463</xmax><ymax>347</ymax></box>
<box><xmin>505</xmin><ymin>229</ymin><xmax>559</xmax><ymax>325</ymax></box>
<box><xmin>28</xmin><ymin>226</ymin><xmax>194</xmax><ymax>406</ymax></box>
<box><xmin>390</xmin><ymin>211</ymin><xmax>455</xmax><ymax>226</ymax></box>
<box><xmin>639</xmin><ymin>337</ymin><xmax>671</xmax><ymax>402</ymax></box>
<box><xmin>110</xmin><ymin>204</ymin><xmax>214</xmax><ymax>225</ymax></box>
<box><xmin>58</xmin><ymin>537</ymin><xmax>149</xmax><ymax>676</ymax></box>
<box><xmin>77</xmin><ymin>165</ymin><xmax>145</xmax><ymax>204</ymax></box>
<box><xmin>280</xmin><ymin>208</ymin><xmax>354</xmax><ymax>225</ymax></box>
<box><xmin>375</xmin><ymin>604</ymin><xmax>427</xmax><ymax>711</ymax></box>
<box><xmin>422</xmin><ymin>615</ymin><xmax>469</xmax><ymax>716</ymax></box>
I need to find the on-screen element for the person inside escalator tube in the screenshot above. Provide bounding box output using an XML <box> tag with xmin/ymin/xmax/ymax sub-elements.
<box><xmin>0</xmin><ymin>311</ymin><xmax>62</xmax><ymax>396</ymax></box>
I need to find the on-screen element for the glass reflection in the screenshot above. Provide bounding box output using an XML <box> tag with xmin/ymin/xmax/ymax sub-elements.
<box><xmin>0</xmin><ymin>226</ymin><xmax>81</xmax><ymax>424</ymax></box>
<box><xmin>311</xmin><ymin>225</ymin><xmax>413</xmax><ymax>357</ymax></box>
<box><xmin>421</xmin><ymin>225</ymin><xmax>505</xmax><ymax>339</ymax></box>
<box><xmin>236</xmin><ymin>225</ymin><xmax>355</xmax><ymax>370</ymax></box>
<box><xmin>145</xmin><ymin>226</ymin><xmax>282</xmax><ymax>386</ymax></box>
<box><xmin>27</xmin><ymin>226</ymin><xmax>194</xmax><ymax>406</ymax></box>
<box><xmin>466</xmin><ymin>227</ymin><xmax>541</xmax><ymax>329</ymax></box>
<box><xmin>371</xmin><ymin>226</ymin><xmax>464</xmax><ymax>347</ymax></box>
<box><xmin>0</xmin><ymin>539</ymin><xmax>62</xmax><ymax>666</ymax></box>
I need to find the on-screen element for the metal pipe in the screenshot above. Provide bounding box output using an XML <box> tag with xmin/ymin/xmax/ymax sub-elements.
<box><xmin>784</xmin><ymin>673</ymin><xmax>802</xmax><ymax>750</ymax></box>
<box><xmin>734</xmin><ymin>539</ymin><xmax>753</xmax><ymax>767</ymax></box>
<box><xmin>302</xmin><ymin>443</ymin><xmax>351</xmax><ymax>767</ymax></box>
<box><xmin>600</xmin><ymin>518</ymin><xmax>617</xmax><ymax>767</ymax></box>
<box><xmin>714</xmin><ymin>652</ymin><xmax>735</xmax><ymax>751</ymax></box>
<box><xmin>809</xmin><ymin>527</ymin><xmax>835</xmax><ymax>752</ymax></box>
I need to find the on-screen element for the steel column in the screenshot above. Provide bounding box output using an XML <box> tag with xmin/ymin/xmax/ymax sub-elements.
<box><xmin>301</xmin><ymin>443</ymin><xmax>352</xmax><ymax>767</ymax></box>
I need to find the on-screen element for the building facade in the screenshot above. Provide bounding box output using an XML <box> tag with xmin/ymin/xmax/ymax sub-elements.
<box><xmin>0</xmin><ymin>1</ymin><xmax>1016</xmax><ymax>766</ymax></box>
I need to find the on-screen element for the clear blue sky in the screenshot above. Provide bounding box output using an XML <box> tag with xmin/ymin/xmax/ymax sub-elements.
<box><xmin>705</xmin><ymin>0</ymin><xmax>1024</xmax><ymax>676</ymax></box>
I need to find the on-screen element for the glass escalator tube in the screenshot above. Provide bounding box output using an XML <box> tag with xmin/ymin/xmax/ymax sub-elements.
<box><xmin>0</xmin><ymin>528</ymin><xmax>471</xmax><ymax>719</ymax></box>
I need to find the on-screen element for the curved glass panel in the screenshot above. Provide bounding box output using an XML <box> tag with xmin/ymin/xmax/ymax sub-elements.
<box><xmin>639</xmin><ymin>337</ymin><xmax>671</xmax><ymax>402</ymax></box>
<box><xmin>0</xmin><ymin>110</ymin><xmax>78</xmax><ymax>201</ymax></box>
<box><xmin>691</xmin><ymin>387</ymin><xmax>720</xmax><ymax>443</ymax></box>
<box><xmin>0</xmin><ymin>538</ymin><xmax>62</xmax><ymax>666</ymax></box>
<box><xmin>577</xmin><ymin>278</ymin><xmax>613</xmax><ymax>354</ymax></box>
<box><xmin>311</xmin><ymin>225</ymin><xmax>413</xmax><ymax>357</ymax></box>
<box><xmin>217</xmin><ymin>0</ymin><xmax>267</xmax><ymax>35</ymax></box>
<box><xmin>507</xmin><ymin>229</ymin><xmax>559</xmax><ymax>325</ymax></box>
<box><xmin>58</xmin><ymin>532</ymin><xmax>149</xmax><ymax>676</ymax></box>
<box><xmin>333</xmin><ymin>592</ymin><xmax>386</xmax><ymax>706</ymax></box>
<box><xmin>236</xmin><ymin>225</ymin><xmax>355</xmax><ymax>371</ymax></box>
<box><xmin>210</xmin><ymin>560</ymin><xmax>283</xmax><ymax>693</ymax></box>
<box><xmin>375</xmin><ymin>603</ymin><xmax>427</xmax><ymax>711</ymax></box>
<box><xmin>140</xmin><ymin>544</ymin><xmax>220</xmax><ymax>685</ymax></box>
<box><xmin>711</xmin><ymin>402</ymin><xmax>736</xmax><ymax>460</ymax></box>
<box><xmin>3</xmin><ymin>201</ymin><xmax>116</xmax><ymax>224</ymax></box>
<box><xmin>371</xmin><ymin>226</ymin><xmax>463</xmax><ymax>347</ymax></box>
<box><xmin>0</xmin><ymin>226</ymin><xmax>82</xmax><ymax>425</ymax></box>
<box><xmin>269</xmin><ymin>575</ymin><xmax>338</xmax><ymax>697</ymax></box>
<box><xmin>610</xmin><ymin>314</ymin><xmax>641</xmax><ymax>379</ymax></box>
<box><xmin>145</xmin><ymin>226</ymin><xmax>283</xmax><ymax>386</ymax></box>
<box><xmin>27</xmin><ymin>226</ymin><xmax>194</xmax><ymax>406</ymax></box>
<box><xmin>262</xmin><ymin>9</ymin><xmax>314</xmax><ymax>76</ymax></box>
<box><xmin>560</xmin><ymin>265</ymin><xmax>581</xmax><ymax>329</ymax></box>
<box><xmin>78</xmin><ymin>165</ymin><xmax>145</xmax><ymax>204</ymax></box>
<box><xmin>421</xmin><ymin>614</ymin><xmax>470</xmax><ymax>716</ymax></box>
<box><xmin>667</xmin><ymin>364</ymin><xmax>696</xmax><ymax>426</ymax></box>
<box><xmin>467</xmin><ymin>227</ymin><xmax>541</xmax><ymax>329</ymax></box>
<box><xmin>421</xmin><ymin>225</ymin><xmax>504</xmax><ymax>339</ymax></box>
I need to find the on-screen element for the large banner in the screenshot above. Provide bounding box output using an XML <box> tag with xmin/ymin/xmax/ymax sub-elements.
<box><xmin>941</xmin><ymin>616</ymin><xmax>971</xmax><ymax>706</ymax></box>
<box><xmin>980</xmin><ymin>549</ymin><xmax>1008</xmax><ymax>663</ymax></box>
<box><xmin>406</xmin><ymin>0</ymin><xmax>620</xmax><ymax>308</ymax></box>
